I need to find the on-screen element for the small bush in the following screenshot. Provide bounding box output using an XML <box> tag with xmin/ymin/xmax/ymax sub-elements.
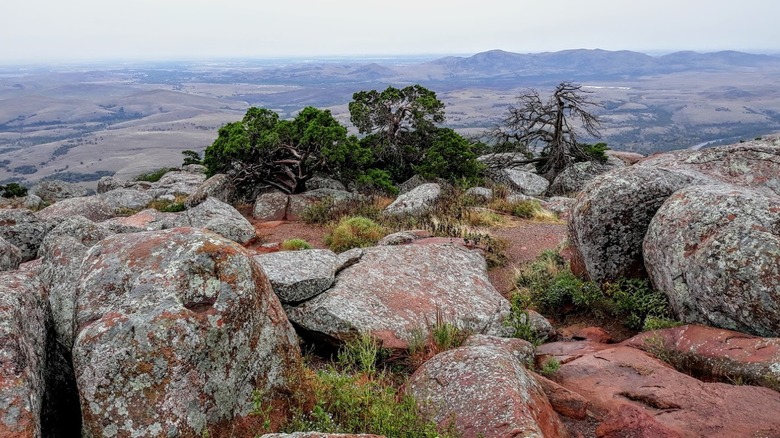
<box><xmin>337</xmin><ymin>333</ymin><xmax>386</xmax><ymax>375</ymax></box>
<box><xmin>0</xmin><ymin>182</ymin><xmax>28</xmax><ymax>198</ymax></box>
<box><xmin>540</xmin><ymin>357</ymin><xmax>561</xmax><ymax>376</ymax></box>
<box><xmin>301</xmin><ymin>196</ymin><xmax>385</xmax><ymax>225</ymax></box>
<box><xmin>147</xmin><ymin>195</ymin><xmax>188</xmax><ymax>213</ymax></box>
<box><xmin>135</xmin><ymin>167</ymin><xmax>174</xmax><ymax>183</ymax></box>
<box><xmin>181</xmin><ymin>150</ymin><xmax>202</xmax><ymax>166</ymax></box>
<box><xmin>605</xmin><ymin>279</ymin><xmax>673</xmax><ymax>331</ymax></box>
<box><xmin>504</xmin><ymin>293</ymin><xmax>547</xmax><ymax>347</ymax></box>
<box><xmin>355</xmin><ymin>168</ymin><xmax>399</xmax><ymax>195</ymax></box>
<box><xmin>281</xmin><ymin>239</ymin><xmax>313</xmax><ymax>251</ymax></box>
<box><xmin>325</xmin><ymin>216</ymin><xmax>387</xmax><ymax>252</ymax></box>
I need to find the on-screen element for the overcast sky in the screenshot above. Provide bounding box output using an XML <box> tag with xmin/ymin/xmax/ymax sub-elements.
<box><xmin>2</xmin><ymin>0</ymin><xmax>779</xmax><ymax>63</ymax></box>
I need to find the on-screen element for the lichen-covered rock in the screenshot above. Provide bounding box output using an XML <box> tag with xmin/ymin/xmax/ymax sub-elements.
<box><xmin>464</xmin><ymin>186</ymin><xmax>493</xmax><ymax>200</ymax></box>
<box><xmin>306</xmin><ymin>176</ymin><xmax>347</xmax><ymax>191</ymax></box>
<box><xmin>477</xmin><ymin>152</ymin><xmax>532</xmax><ymax>169</ymax></box>
<box><xmin>253</xmin><ymin>191</ymin><xmax>289</xmax><ymax>221</ymax></box>
<box><xmin>407</xmin><ymin>345</ymin><xmax>565</xmax><ymax>438</ymax></box>
<box><xmin>99</xmin><ymin>188</ymin><xmax>154</xmax><ymax>214</ymax></box>
<box><xmin>461</xmin><ymin>334</ymin><xmax>534</xmax><ymax>364</ymax></box>
<box><xmin>73</xmin><ymin>227</ymin><xmax>303</xmax><ymax>437</ymax></box>
<box><xmin>547</xmin><ymin>157</ymin><xmax>624</xmax><ymax>196</ymax></box>
<box><xmin>606</xmin><ymin>149</ymin><xmax>645</xmax><ymax>165</ymax></box>
<box><xmin>148</xmin><ymin>170</ymin><xmax>207</xmax><ymax>199</ymax></box>
<box><xmin>0</xmin><ymin>271</ymin><xmax>48</xmax><ymax>437</ymax></box>
<box><xmin>23</xmin><ymin>194</ymin><xmax>44</xmax><ymax>210</ymax></box>
<box><xmin>644</xmin><ymin>185</ymin><xmax>780</xmax><ymax>335</ymax></box>
<box><xmin>397</xmin><ymin>174</ymin><xmax>426</xmax><ymax>194</ymax></box>
<box><xmin>383</xmin><ymin>183</ymin><xmax>441</xmax><ymax>216</ymax></box>
<box><xmin>286</xmin><ymin>244</ymin><xmax>511</xmax><ymax>349</ymax></box>
<box><xmin>0</xmin><ymin>236</ymin><xmax>22</xmax><ymax>271</ymax></box>
<box><xmin>175</xmin><ymin>197</ymin><xmax>256</xmax><ymax>244</ymax></box>
<box><xmin>568</xmin><ymin>166</ymin><xmax>700</xmax><ymax>282</ymax></box>
<box><xmin>287</xmin><ymin>189</ymin><xmax>362</xmax><ymax>221</ymax></box>
<box><xmin>626</xmin><ymin>325</ymin><xmax>780</xmax><ymax>391</ymax></box>
<box><xmin>182</xmin><ymin>164</ymin><xmax>208</xmax><ymax>174</ymax></box>
<box><xmin>376</xmin><ymin>230</ymin><xmax>433</xmax><ymax>246</ymax></box>
<box><xmin>543</xmin><ymin>196</ymin><xmax>576</xmax><ymax>220</ymax></box>
<box><xmin>486</xmin><ymin>168</ymin><xmax>550</xmax><ymax>196</ymax></box>
<box><xmin>32</xmin><ymin>179</ymin><xmax>90</xmax><ymax>203</ymax></box>
<box><xmin>36</xmin><ymin>195</ymin><xmax>115</xmax><ymax>222</ymax></box>
<box><xmin>254</xmin><ymin>249</ymin><xmax>338</xmax><ymax>303</ymax></box>
<box><xmin>0</xmin><ymin>208</ymin><xmax>55</xmax><ymax>262</ymax></box>
<box><xmin>96</xmin><ymin>175</ymin><xmax>128</xmax><ymax>194</ymax></box>
<box><xmin>100</xmin><ymin>208</ymin><xmax>179</xmax><ymax>234</ymax></box>
<box><xmin>38</xmin><ymin>216</ymin><xmax>113</xmax><ymax>347</ymax></box>
<box><xmin>185</xmin><ymin>173</ymin><xmax>234</xmax><ymax>208</ymax></box>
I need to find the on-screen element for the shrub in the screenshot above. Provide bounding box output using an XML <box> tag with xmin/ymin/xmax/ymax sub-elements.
<box><xmin>147</xmin><ymin>195</ymin><xmax>188</xmax><ymax>213</ymax></box>
<box><xmin>135</xmin><ymin>167</ymin><xmax>174</xmax><ymax>182</ymax></box>
<box><xmin>337</xmin><ymin>333</ymin><xmax>386</xmax><ymax>375</ymax></box>
<box><xmin>504</xmin><ymin>293</ymin><xmax>547</xmax><ymax>347</ymax></box>
<box><xmin>181</xmin><ymin>150</ymin><xmax>202</xmax><ymax>166</ymax></box>
<box><xmin>0</xmin><ymin>182</ymin><xmax>28</xmax><ymax>198</ymax></box>
<box><xmin>355</xmin><ymin>168</ymin><xmax>399</xmax><ymax>195</ymax></box>
<box><xmin>539</xmin><ymin>357</ymin><xmax>561</xmax><ymax>376</ymax></box>
<box><xmin>604</xmin><ymin>279</ymin><xmax>674</xmax><ymax>330</ymax></box>
<box><xmin>281</xmin><ymin>239</ymin><xmax>313</xmax><ymax>251</ymax></box>
<box><xmin>301</xmin><ymin>196</ymin><xmax>385</xmax><ymax>225</ymax></box>
<box><xmin>324</xmin><ymin>216</ymin><xmax>387</xmax><ymax>252</ymax></box>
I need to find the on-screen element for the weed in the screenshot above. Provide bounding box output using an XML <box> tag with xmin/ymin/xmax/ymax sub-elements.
<box><xmin>540</xmin><ymin>357</ymin><xmax>561</xmax><ymax>376</ymax></box>
<box><xmin>280</xmin><ymin>238</ymin><xmax>313</xmax><ymax>251</ymax></box>
<box><xmin>604</xmin><ymin>279</ymin><xmax>673</xmax><ymax>330</ymax></box>
<box><xmin>504</xmin><ymin>293</ymin><xmax>547</xmax><ymax>347</ymax></box>
<box><xmin>337</xmin><ymin>333</ymin><xmax>385</xmax><ymax>375</ymax></box>
<box><xmin>324</xmin><ymin>216</ymin><xmax>387</xmax><ymax>252</ymax></box>
<box><xmin>134</xmin><ymin>167</ymin><xmax>174</xmax><ymax>182</ymax></box>
<box><xmin>406</xmin><ymin>310</ymin><xmax>469</xmax><ymax>369</ymax></box>
<box><xmin>642</xmin><ymin>316</ymin><xmax>683</xmax><ymax>331</ymax></box>
<box><xmin>147</xmin><ymin>195</ymin><xmax>188</xmax><ymax>213</ymax></box>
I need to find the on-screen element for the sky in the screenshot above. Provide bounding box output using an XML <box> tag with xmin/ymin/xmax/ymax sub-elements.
<box><xmin>2</xmin><ymin>0</ymin><xmax>779</xmax><ymax>63</ymax></box>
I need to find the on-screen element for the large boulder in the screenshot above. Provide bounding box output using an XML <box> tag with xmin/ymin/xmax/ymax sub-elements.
<box><xmin>625</xmin><ymin>325</ymin><xmax>780</xmax><ymax>391</ymax></box>
<box><xmin>100</xmin><ymin>208</ymin><xmax>178</xmax><ymax>234</ymax></box>
<box><xmin>644</xmin><ymin>185</ymin><xmax>780</xmax><ymax>336</ymax></box>
<box><xmin>0</xmin><ymin>271</ymin><xmax>48</xmax><ymax>437</ymax></box>
<box><xmin>286</xmin><ymin>244</ymin><xmax>511</xmax><ymax>349</ymax></box>
<box><xmin>486</xmin><ymin>168</ymin><xmax>549</xmax><ymax>196</ymax></box>
<box><xmin>99</xmin><ymin>188</ymin><xmax>154</xmax><ymax>214</ymax></box>
<box><xmin>536</xmin><ymin>341</ymin><xmax>780</xmax><ymax>437</ymax></box>
<box><xmin>287</xmin><ymin>189</ymin><xmax>361</xmax><ymax>221</ymax></box>
<box><xmin>38</xmin><ymin>216</ymin><xmax>114</xmax><ymax>347</ymax></box>
<box><xmin>383</xmin><ymin>183</ymin><xmax>441</xmax><ymax>216</ymax></box>
<box><xmin>0</xmin><ymin>236</ymin><xmax>22</xmax><ymax>271</ymax></box>
<box><xmin>568</xmin><ymin>166</ymin><xmax>700</xmax><ymax>282</ymax></box>
<box><xmin>73</xmin><ymin>227</ymin><xmax>303</xmax><ymax>437</ymax></box>
<box><xmin>175</xmin><ymin>197</ymin><xmax>256</xmax><ymax>244</ymax></box>
<box><xmin>547</xmin><ymin>156</ymin><xmax>624</xmax><ymax>196</ymax></box>
<box><xmin>148</xmin><ymin>170</ymin><xmax>207</xmax><ymax>199</ymax></box>
<box><xmin>305</xmin><ymin>176</ymin><xmax>347</xmax><ymax>192</ymax></box>
<box><xmin>253</xmin><ymin>191</ymin><xmax>290</xmax><ymax>221</ymax></box>
<box><xmin>96</xmin><ymin>175</ymin><xmax>128</xmax><ymax>194</ymax></box>
<box><xmin>254</xmin><ymin>249</ymin><xmax>338</xmax><ymax>304</ymax></box>
<box><xmin>407</xmin><ymin>345</ymin><xmax>566</xmax><ymax>438</ymax></box>
<box><xmin>36</xmin><ymin>195</ymin><xmax>115</xmax><ymax>222</ymax></box>
<box><xmin>185</xmin><ymin>173</ymin><xmax>234</xmax><ymax>208</ymax></box>
<box><xmin>0</xmin><ymin>208</ymin><xmax>55</xmax><ymax>261</ymax></box>
<box><xmin>32</xmin><ymin>179</ymin><xmax>90</xmax><ymax>203</ymax></box>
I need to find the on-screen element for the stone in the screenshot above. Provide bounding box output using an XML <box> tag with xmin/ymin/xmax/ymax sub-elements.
<box><xmin>38</xmin><ymin>216</ymin><xmax>113</xmax><ymax>347</ymax></box>
<box><xmin>531</xmin><ymin>372</ymin><xmax>590</xmax><ymax>420</ymax></box>
<box><xmin>383</xmin><ymin>183</ymin><xmax>441</xmax><ymax>216</ymax></box>
<box><xmin>464</xmin><ymin>186</ymin><xmax>493</xmax><ymax>200</ymax></box>
<box><xmin>0</xmin><ymin>271</ymin><xmax>48</xmax><ymax>437</ymax></box>
<box><xmin>568</xmin><ymin>166</ymin><xmax>700</xmax><ymax>283</ymax></box>
<box><xmin>182</xmin><ymin>164</ymin><xmax>208</xmax><ymax>174</ymax></box>
<box><xmin>606</xmin><ymin>150</ymin><xmax>645</xmax><ymax>165</ymax></box>
<box><xmin>644</xmin><ymin>184</ymin><xmax>780</xmax><ymax>336</ymax></box>
<box><xmin>0</xmin><ymin>208</ymin><xmax>55</xmax><ymax>261</ymax></box>
<box><xmin>376</xmin><ymin>230</ymin><xmax>433</xmax><ymax>246</ymax></box>
<box><xmin>287</xmin><ymin>189</ymin><xmax>362</xmax><ymax>221</ymax></box>
<box><xmin>477</xmin><ymin>152</ymin><xmax>532</xmax><ymax>169</ymax></box>
<box><xmin>99</xmin><ymin>188</ymin><xmax>154</xmax><ymax>213</ymax></box>
<box><xmin>543</xmin><ymin>196</ymin><xmax>576</xmax><ymax>220</ymax></box>
<box><xmin>33</xmin><ymin>179</ymin><xmax>90</xmax><ymax>203</ymax></box>
<box><xmin>306</xmin><ymin>176</ymin><xmax>347</xmax><ymax>191</ymax></box>
<box><xmin>397</xmin><ymin>174</ymin><xmax>427</xmax><ymax>194</ymax></box>
<box><xmin>73</xmin><ymin>228</ymin><xmax>303</xmax><ymax>437</ymax></box>
<box><xmin>96</xmin><ymin>175</ymin><xmax>128</xmax><ymax>194</ymax></box>
<box><xmin>254</xmin><ymin>249</ymin><xmax>338</xmax><ymax>303</ymax></box>
<box><xmin>537</xmin><ymin>341</ymin><xmax>780</xmax><ymax>437</ymax></box>
<box><xmin>186</xmin><ymin>173</ymin><xmax>234</xmax><ymax>208</ymax></box>
<box><xmin>407</xmin><ymin>345</ymin><xmax>566</xmax><ymax>438</ymax></box>
<box><xmin>625</xmin><ymin>325</ymin><xmax>780</xmax><ymax>391</ymax></box>
<box><xmin>176</xmin><ymin>197</ymin><xmax>256</xmax><ymax>244</ymax></box>
<box><xmin>461</xmin><ymin>334</ymin><xmax>535</xmax><ymax>364</ymax></box>
<box><xmin>148</xmin><ymin>170</ymin><xmax>207</xmax><ymax>199</ymax></box>
<box><xmin>22</xmin><ymin>194</ymin><xmax>44</xmax><ymax>210</ymax></box>
<box><xmin>286</xmin><ymin>244</ymin><xmax>511</xmax><ymax>349</ymax></box>
<box><xmin>0</xmin><ymin>236</ymin><xmax>22</xmax><ymax>271</ymax></box>
<box><xmin>572</xmin><ymin>327</ymin><xmax>614</xmax><ymax>343</ymax></box>
<box><xmin>36</xmin><ymin>195</ymin><xmax>115</xmax><ymax>222</ymax></box>
<box><xmin>548</xmin><ymin>157</ymin><xmax>624</xmax><ymax>196</ymax></box>
<box><xmin>486</xmin><ymin>168</ymin><xmax>550</xmax><ymax>196</ymax></box>
<box><xmin>100</xmin><ymin>208</ymin><xmax>179</xmax><ymax>234</ymax></box>
<box><xmin>253</xmin><ymin>191</ymin><xmax>290</xmax><ymax>221</ymax></box>
<box><xmin>595</xmin><ymin>404</ymin><xmax>682</xmax><ymax>438</ymax></box>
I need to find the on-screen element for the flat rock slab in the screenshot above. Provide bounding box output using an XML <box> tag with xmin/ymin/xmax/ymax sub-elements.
<box><xmin>254</xmin><ymin>249</ymin><xmax>338</xmax><ymax>303</ymax></box>
<box><xmin>286</xmin><ymin>244</ymin><xmax>511</xmax><ymax>349</ymax></box>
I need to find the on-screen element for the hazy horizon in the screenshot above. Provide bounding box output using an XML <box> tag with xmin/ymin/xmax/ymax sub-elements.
<box><xmin>2</xmin><ymin>0</ymin><xmax>779</xmax><ymax>65</ymax></box>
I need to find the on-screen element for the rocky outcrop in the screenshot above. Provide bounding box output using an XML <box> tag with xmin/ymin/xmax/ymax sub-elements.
<box><xmin>254</xmin><ymin>191</ymin><xmax>290</xmax><ymax>221</ymax></box>
<box><xmin>461</xmin><ymin>334</ymin><xmax>534</xmax><ymax>364</ymax></box>
<box><xmin>547</xmin><ymin>156</ymin><xmax>624</xmax><ymax>196</ymax></box>
<box><xmin>73</xmin><ymin>227</ymin><xmax>303</xmax><ymax>437</ymax></box>
<box><xmin>536</xmin><ymin>340</ymin><xmax>780</xmax><ymax>437</ymax></box>
<box><xmin>486</xmin><ymin>168</ymin><xmax>549</xmax><ymax>196</ymax></box>
<box><xmin>0</xmin><ymin>236</ymin><xmax>22</xmax><ymax>271</ymax></box>
<box><xmin>175</xmin><ymin>197</ymin><xmax>256</xmax><ymax>244</ymax></box>
<box><xmin>383</xmin><ymin>183</ymin><xmax>441</xmax><ymax>216</ymax></box>
<box><xmin>254</xmin><ymin>249</ymin><xmax>338</xmax><ymax>304</ymax></box>
<box><xmin>568</xmin><ymin>166</ymin><xmax>700</xmax><ymax>282</ymax></box>
<box><xmin>99</xmin><ymin>188</ymin><xmax>154</xmax><ymax>214</ymax></box>
<box><xmin>0</xmin><ymin>271</ymin><xmax>48</xmax><ymax>437</ymax></box>
<box><xmin>36</xmin><ymin>195</ymin><xmax>115</xmax><ymax>222</ymax></box>
<box><xmin>606</xmin><ymin>150</ymin><xmax>645</xmax><ymax>165</ymax></box>
<box><xmin>286</xmin><ymin>244</ymin><xmax>511</xmax><ymax>349</ymax></box>
<box><xmin>100</xmin><ymin>208</ymin><xmax>178</xmax><ymax>234</ymax></box>
<box><xmin>625</xmin><ymin>325</ymin><xmax>780</xmax><ymax>391</ymax></box>
<box><xmin>644</xmin><ymin>185</ymin><xmax>780</xmax><ymax>336</ymax></box>
<box><xmin>149</xmin><ymin>170</ymin><xmax>207</xmax><ymax>198</ymax></box>
<box><xmin>407</xmin><ymin>345</ymin><xmax>565</xmax><ymax>438</ymax></box>
<box><xmin>38</xmin><ymin>216</ymin><xmax>114</xmax><ymax>347</ymax></box>
<box><xmin>186</xmin><ymin>173</ymin><xmax>234</xmax><ymax>208</ymax></box>
<box><xmin>0</xmin><ymin>208</ymin><xmax>55</xmax><ymax>261</ymax></box>
<box><xmin>33</xmin><ymin>180</ymin><xmax>90</xmax><ymax>203</ymax></box>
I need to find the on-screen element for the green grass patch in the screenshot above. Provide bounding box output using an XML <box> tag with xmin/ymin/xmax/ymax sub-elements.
<box><xmin>134</xmin><ymin>167</ymin><xmax>175</xmax><ymax>182</ymax></box>
<box><xmin>324</xmin><ymin>216</ymin><xmax>388</xmax><ymax>252</ymax></box>
<box><xmin>280</xmin><ymin>238</ymin><xmax>313</xmax><ymax>251</ymax></box>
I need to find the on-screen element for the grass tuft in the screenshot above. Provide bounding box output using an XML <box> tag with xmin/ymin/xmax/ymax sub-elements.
<box><xmin>324</xmin><ymin>216</ymin><xmax>388</xmax><ymax>252</ymax></box>
<box><xmin>280</xmin><ymin>238</ymin><xmax>313</xmax><ymax>251</ymax></box>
